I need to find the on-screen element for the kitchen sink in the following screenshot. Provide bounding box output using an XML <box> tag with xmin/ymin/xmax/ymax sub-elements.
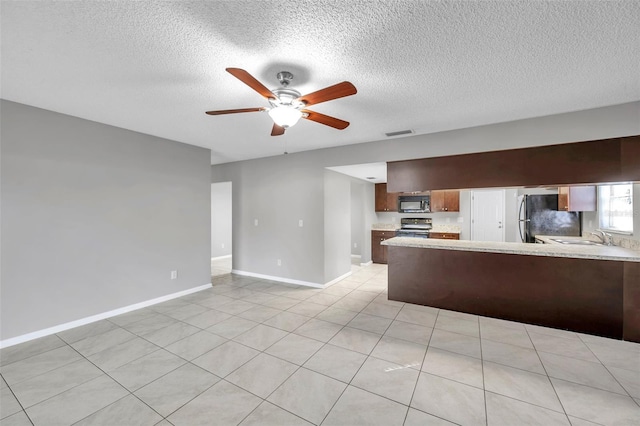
<box><xmin>549</xmin><ymin>238</ymin><xmax>603</xmax><ymax>246</ymax></box>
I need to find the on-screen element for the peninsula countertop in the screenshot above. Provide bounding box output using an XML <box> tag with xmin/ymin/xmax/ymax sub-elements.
<box><xmin>382</xmin><ymin>236</ymin><xmax>640</xmax><ymax>262</ymax></box>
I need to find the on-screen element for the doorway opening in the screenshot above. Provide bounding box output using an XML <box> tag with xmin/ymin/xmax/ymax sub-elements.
<box><xmin>211</xmin><ymin>182</ymin><xmax>232</xmax><ymax>277</ymax></box>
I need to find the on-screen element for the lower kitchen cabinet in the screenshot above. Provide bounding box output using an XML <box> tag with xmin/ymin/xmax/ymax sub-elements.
<box><xmin>430</xmin><ymin>232</ymin><xmax>460</xmax><ymax>240</ymax></box>
<box><xmin>372</xmin><ymin>230</ymin><xmax>396</xmax><ymax>264</ymax></box>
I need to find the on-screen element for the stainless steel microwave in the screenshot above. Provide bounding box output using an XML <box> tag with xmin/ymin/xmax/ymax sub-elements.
<box><xmin>398</xmin><ymin>195</ymin><xmax>430</xmax><ymax>213</ymax></box>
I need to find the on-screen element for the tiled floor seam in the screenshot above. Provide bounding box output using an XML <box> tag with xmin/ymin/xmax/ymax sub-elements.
<box><xmin>477</xmin><ymin>314</ymin><xmax>489</xmax><ymax>426</ymax></box>
<box><xmin>403</xmin><ymin>310</ymin><xmax>439</xmax><ymax>425</ymax></box>
<box><xmin>523</xmin><ymin>325</ymin><xmax>573</xmax><ymax>424</ymax></box>
<box><xmin>314</xmin><ymin>277</ymin><xmax>389</xmax><ymax>424</ymax></box>
<box><xmin>66</xmin><ymin>339</ymin><xmax>191</xmax><ymax>424</ymax></box>
<box><xmin>576</xmin><ymin>336</ymin><xmax>640</xmax><ymax>402</ymax></box>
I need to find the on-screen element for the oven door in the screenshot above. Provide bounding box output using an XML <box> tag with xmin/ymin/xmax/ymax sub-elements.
<box><xmin>396</xmin><ymin>230</ymin><xmax>430</xmax><ymax>238</ymax></box>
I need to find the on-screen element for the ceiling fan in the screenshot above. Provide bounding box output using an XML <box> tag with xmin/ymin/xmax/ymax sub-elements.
<box><xmin>206</xmin><ymin>68</ymin><xmax>357</xmax><ymax>136</ymax></box>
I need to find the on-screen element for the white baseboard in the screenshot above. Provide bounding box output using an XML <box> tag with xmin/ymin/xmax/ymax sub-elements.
<box><xmin>350</xmin><ymin>254</ymin><xmax>362</xmax><ymax>258</ymax></box>
<box><xmin>0</xmin><ymin>283</ymin><xmax>212</xmax><ymax>349</ymax></box>
<box><xmin>324</xmin><ymin>270</ymin><xmax>353</xmax><ymax>287</ymax></box>
<box><xmin>231</xmin><ymin>269</ymin><xmax>353</xmax><ymax>289</ymax></box>
<box><xmin>231</xmin><ymin>269</ymin><xmax>326</xmax><ymax>288</ymax></box>
<box><xmin>360</xmin><ymin>260</ymin><xmax>373</xmax><ymax>266</ymax></box>
<box><xmin>211</xmin><ymin>254</ymin><xmax>232</xmax><ymax>261</ymax></box>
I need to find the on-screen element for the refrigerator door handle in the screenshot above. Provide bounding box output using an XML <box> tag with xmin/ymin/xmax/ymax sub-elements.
<box><xmin>518</xmin><ymin>196</ymin><xmax>527</xmax><ymax>242</ymax></box>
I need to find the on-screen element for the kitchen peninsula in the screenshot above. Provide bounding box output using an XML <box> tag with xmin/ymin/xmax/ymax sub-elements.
<box><xmin>383</xmin><ymin>237</ymin><xmax>640</xmax><ymax>342</ymax></box>
<box><xmin>382</xmin><ymin>135</ymin><xmax>640</xmax><ymax>342</ymax></box>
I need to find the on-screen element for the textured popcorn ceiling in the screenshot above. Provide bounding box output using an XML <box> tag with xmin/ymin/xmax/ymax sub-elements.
<box><xmin>1</xmin><ymin>1</ymin><xmax>639</xmax><ymax>164</ymax></box>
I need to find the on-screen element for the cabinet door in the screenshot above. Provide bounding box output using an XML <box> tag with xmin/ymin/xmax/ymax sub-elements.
<box><xmin>559</xmin><ymin>186</ymin><xmax>596</xmax><ymax>211</ymax></box>
<box><xmin>372</xmin><ymin>231</ymin><xmax>394</xmax><ymax>264</ymax></box>
<box><xmin>375</xmin><ymin>184</ymin><xmax>388</xmax><ymax>212</ymax></box>
<box><xmin>386</xmin><ymin>191</ymin><xmax>399</xmax><ymax>212</ymax></box>
<box><xmin>444</xmin><ymin>190</ymin><xmax>460</xmax><ymax>212</ymax></box>
<box><xmin>431</xmin><ymin>190</ymin><xmax>445</xmax><ymax>212</ymax></box>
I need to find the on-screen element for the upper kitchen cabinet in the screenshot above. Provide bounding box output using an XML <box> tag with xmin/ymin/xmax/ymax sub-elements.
<box><xmin>431</xmin><ymin>190</ymin><xmax>460</xmax><ymax>212</ymax></box>
<box><xmin>558</xmin><ymin>186</ymin><xmax>597</xmax><ymax>212</ymax></box>
<box><xmin>375</xmin><ymin>183</ymin><xmax>400</xmax><ymax>212</ymax></box>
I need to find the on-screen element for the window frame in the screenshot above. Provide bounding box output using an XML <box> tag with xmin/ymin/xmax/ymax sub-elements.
<box><xmin>597</xmin><ymin>183</ymin><xmax>634</xmax><ymax>235</ymax></box>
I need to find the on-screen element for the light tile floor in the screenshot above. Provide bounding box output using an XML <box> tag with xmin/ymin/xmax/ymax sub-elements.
<box><xmin>211</xmin><ymin>256</ymin><xmax>232</xmax><ymax>278</ymax></box>
<box><xmin>1</xmin><ymin>263</ymin><xmax>640</xmax><ymax>425</ymax></box>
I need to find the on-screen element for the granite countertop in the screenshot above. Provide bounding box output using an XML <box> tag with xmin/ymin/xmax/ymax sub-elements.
<box><xmin>372</xmin><ymin>223</ymin><xmax>400</xmax><ymax>231</ymax></box>
<box><xmin>430</xmin><ymin>225</ymin><xmax>461</xmax><ymax>234</ymax></box>
<box><xmin>382</xmin><ymin>236</ymin><xmax>640</xmax><ymax>262</ymax></box>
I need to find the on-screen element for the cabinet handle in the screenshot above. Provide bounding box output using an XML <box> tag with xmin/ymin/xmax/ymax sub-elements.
<box><xmin>444</xmin><ymin>208</ymin><xmax>448</xmax><ymax>211</ymax></box>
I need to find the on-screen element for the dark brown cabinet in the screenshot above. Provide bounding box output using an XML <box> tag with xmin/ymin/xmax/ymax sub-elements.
<box><xmin>430</xmin><ymin>190</ymin><xmax>460</xmax><ymax>212</ymax></box>
<box><xmin>372</xmin><ymin>230</ymin><xmax>396</xmax><ymax>264</ymax></box>
<box><xmin>430</xmin><ymin>232</ymin><xmax>460</xmax><ymax>240</ymax></box>
<box><xmin>375</xmin><ymin>183</ymin><xmax>400</xmax><ymax>212</ymax></box>
<box><xmin>558</xmin><ymin>186</ymin><xmax>597</xmax><ymax>212</ymax></box>
<box><xmin>387</xmin><ymin>136</ymin><xmax>640</xmax><ymax>193</ymax></box>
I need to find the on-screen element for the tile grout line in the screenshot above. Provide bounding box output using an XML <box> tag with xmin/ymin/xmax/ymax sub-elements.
<box><xmin>316</xmin><ymin>271</ymin><xmax>390</xmax><ymax>425</ymax></box>
<box><xmin>402</xmin><ymin>307</ymin><xmax>439</xmax><ymax>426</ymax></box>
<box><xmin>523</xmin><ymin>325</ymin><xmax>573</xmax><ymax>425</ymax></box>
<box><xmin>478</xmin><ymin>313</ymin><xmax>489</xmax><ymax>426</ymax></box>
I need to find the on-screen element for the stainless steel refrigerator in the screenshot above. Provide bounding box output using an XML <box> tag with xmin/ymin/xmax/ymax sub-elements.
<box><xmin>518</xmin><ymin>194</ymin><xmax>582</xmax><ymax>243</ymax></box>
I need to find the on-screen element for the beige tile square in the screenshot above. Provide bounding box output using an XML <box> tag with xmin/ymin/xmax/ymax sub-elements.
<box><xmin>411</xmin><ymin>372</ymin><xmax>486</xmax><ymax>425</ymax></box>
<box><xmin>267</xmin><ymin>368</ymin><xmax>346</xmax><ymax>425</ymax></box>
<box><xmin>226</xmin><ymin>353</ymin><xmax>298</xmax><ymax>398</ymax></box>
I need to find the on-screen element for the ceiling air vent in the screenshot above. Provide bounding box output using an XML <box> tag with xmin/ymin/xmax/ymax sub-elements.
<box><xmin>385</xmin><ymin>129</ymin><xmax>414</xmax><ymax>137</ymax></box>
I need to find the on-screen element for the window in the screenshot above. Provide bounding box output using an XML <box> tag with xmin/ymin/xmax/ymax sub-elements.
<box><xmin>598</xmin><ymin>184</ymin><xmax>633</xmax><ymax>233</ymax></box>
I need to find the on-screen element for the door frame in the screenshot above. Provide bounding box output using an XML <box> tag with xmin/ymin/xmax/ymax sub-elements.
<box><xmin>470</xmin><ymin>189</ymin><xmax>506</xmax><ymax>242</ymax></box>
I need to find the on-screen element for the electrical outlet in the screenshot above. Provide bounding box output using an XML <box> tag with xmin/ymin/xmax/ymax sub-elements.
<box><xmin>254</xmin><ymin>219</ymin><xmax>258</xmax><ymax>226</ymax></box>
<box><xmin>354</xmin><ymin>242</ymin><xmax>358</xmax><ymax>248</ymax></box>
<box><xmin>221</xmin><ymin>243</ymin><xmax>225</xmax><ymax>249</ymax></box>
<box><xmin>298</xmin><ymin>219</ymin><xmax>303</xmax><ymax>227</ymax></box>
<box><xmin>170</xmin><ymin>270</ymin><xmax>178</xmax><ymax>280</ymax></box>
<box><xmin>457</xmin><ymin>217</ymin><xmax>464</xmax><ymax>223</ymax></box>
<box><xmin>277</xmin><ymin>259</ymin><xmax>282</xmax><ymax>266</ymax></box>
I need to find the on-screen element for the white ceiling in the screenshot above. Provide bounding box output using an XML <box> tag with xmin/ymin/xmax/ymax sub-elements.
<box><xmin>2</xmin><ymin>1</ymin><xmax>639</xmax><ymax>165</ymax></box>
<box><xmin>327</xmin><ymin>162</ymin><xmax>387</xmax><ymax>184</ymax></box>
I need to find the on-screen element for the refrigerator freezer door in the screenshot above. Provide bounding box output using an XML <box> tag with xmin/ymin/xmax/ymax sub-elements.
<box><xmin>525</xmin><ymin>195</ymin><xmax>581</xmax><ymax>242</ymax></box>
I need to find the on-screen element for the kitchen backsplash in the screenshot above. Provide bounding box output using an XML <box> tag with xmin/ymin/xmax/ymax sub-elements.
<box><xmin>610</xmin><ymin>235</ymin><xmax>640</xmax><ymax>251</ymax></box>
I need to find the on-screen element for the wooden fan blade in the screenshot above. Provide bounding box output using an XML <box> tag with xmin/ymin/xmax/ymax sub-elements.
<box><xmin>297</xmin><ymin>81</ymin><xmax>357</xmax><ymax>106</ymax></box>
<box><xmin>205</xmin><ymin>107</ymin><xmax>265</xmax><ymax>115</ymax></box>
<box><xmin>226</xmin><ymin>68</ymin><xmax>276</xmax><ymax>99</ymax></box>
<box><xmin>271</xmin><ymin>123</ymin><xmax>285</xmax><ymax>136</ymax></box>
<box><xmin>302</xmin><ymin>110</ymin><xmax>350</xmax><ymax>130</ymax></box>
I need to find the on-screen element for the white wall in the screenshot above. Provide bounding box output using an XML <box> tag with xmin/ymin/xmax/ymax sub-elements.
<box><xmin>324</xmin><ymin>170</ymin><xmax>352</xmax><ymax>281</ymax></box>
<box><xmin>211</xmin><ymin>101</ymin><xmax>640</xmax><ymax>284</ymax></box>
<box><xmin>1</xmin><ymin>100</ymin><xmax>211</xmax><ymax>341</ymax></box>
<box><xmin>211</xmin><ymin>182</ymin><xmax>232</xmax><ymax>258</ymax></box>
<box><xmin>350</xmin><ymin>180</ymin><xmax>364</xmax><ymax>256</ymax></box>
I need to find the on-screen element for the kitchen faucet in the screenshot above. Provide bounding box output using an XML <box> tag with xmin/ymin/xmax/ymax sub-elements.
<box><xmin>589</xmin><ymin>230</ymin><xmax>613</xmax><ymax>246</ymax></box>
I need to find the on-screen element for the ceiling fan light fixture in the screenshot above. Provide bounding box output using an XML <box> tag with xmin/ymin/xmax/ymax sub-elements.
<box><xmin>268</xmin><ymin>105</ymin><xmax>303</xmax><ymax>128</ymax></box>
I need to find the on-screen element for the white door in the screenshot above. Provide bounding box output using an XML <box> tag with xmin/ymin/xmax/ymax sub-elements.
<box><xmin>471</xmin><ymin>190</ymin><xmax>505</xmax><ymax>241</ymax></box>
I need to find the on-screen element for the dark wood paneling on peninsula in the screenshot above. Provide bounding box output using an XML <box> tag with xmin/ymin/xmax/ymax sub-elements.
<box><xmin>623</xmin><ymin>262</ymin><xmax>640</xmax><ymax>342</ymax></box>
<box><xmin>387</xmin><ymin>246</ymin><xmax>636</xmax><ymax>340</ymax></box>
<box><xmin>387</xmin><ymin>136</ymin><xmax>640</xmax><ymax>192</ymax></box>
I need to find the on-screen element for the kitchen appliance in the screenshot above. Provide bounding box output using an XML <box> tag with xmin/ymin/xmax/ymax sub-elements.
<box><xmin>398</xmin><ymin>195</ymin><xmax>430</xmax><ymax>213</ymax></box>
<box><xmin>518</xmin><ymin>195</ymin><xmax>581</xmax><ymax>243</ymax></box>
<box><xmin>396</xmin><ymin>217</ymin><xmax>433</xmax><ymax>238</ymax></box>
